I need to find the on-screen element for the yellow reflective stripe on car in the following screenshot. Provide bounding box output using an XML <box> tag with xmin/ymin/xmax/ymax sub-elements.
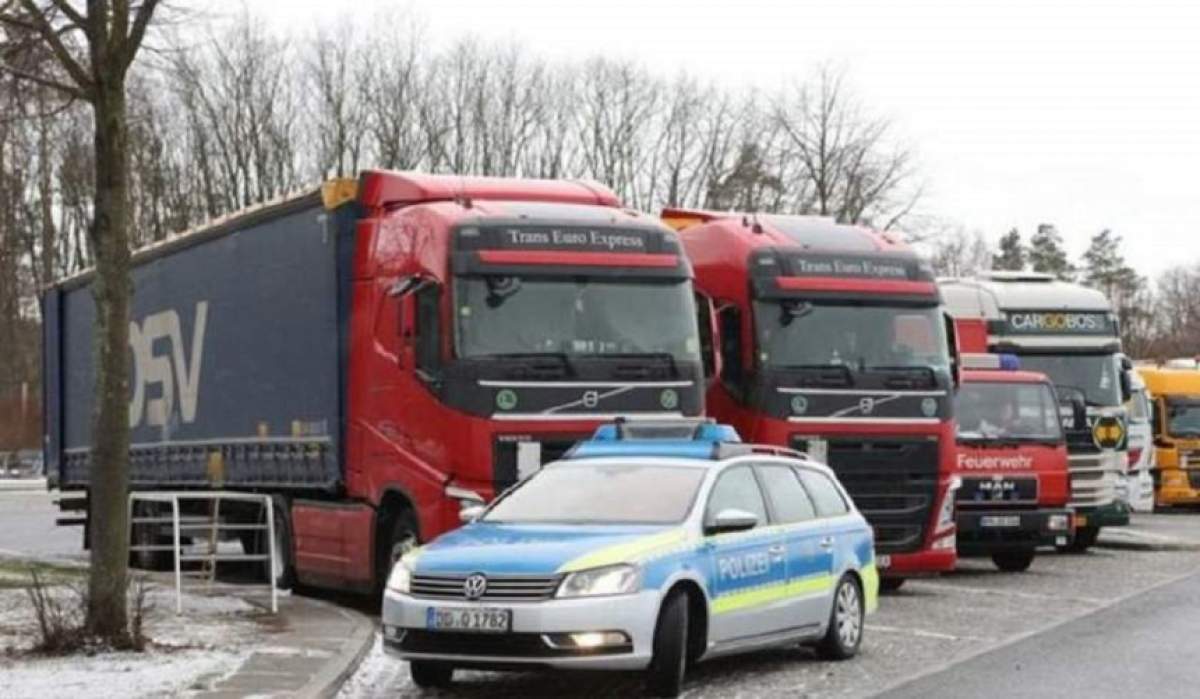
<box><xmin>861</xmin><ymin>562</ymin><xmax>879</xmax><ymax>614</ymax></box>
<box><xmin>710</xmin><ymin>573</ymin><xmax>835</xmax><ymax>616</ymax></box>
<box><xmin>557</xmin><ymin>528</ymin><xmax>692</xmax><ymax>573</ymax></box>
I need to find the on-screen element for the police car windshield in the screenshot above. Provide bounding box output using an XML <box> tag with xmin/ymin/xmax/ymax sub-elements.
<box><xmin>1017</xmin><ymin>354</ymin><xmax>1121</xmax><ymax>408</ymax></box>
<box><xmin>955</xmin><ymin>381</ymin><xmax>1063</xmax><ymax>442</ymax></box>
<box><xmin>455</xmin><ymin>277</ymin><xmax>700</xmax><ymax>361</ymax></box>
<box><xmin>753</xmin><ymin>301</ymin><xmax>949</xmax><ymax>373</ymax></box>
<box><xmin>483</xmin><ymin>462</ymin><xmax>706</xmax><ymax>525</ymax></box>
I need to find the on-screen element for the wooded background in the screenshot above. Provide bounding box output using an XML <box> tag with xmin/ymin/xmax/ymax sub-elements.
<box><xmin>2</xmin><ymin>9</ymin><xmax>1194</xmax><ymax>450</ymax></box>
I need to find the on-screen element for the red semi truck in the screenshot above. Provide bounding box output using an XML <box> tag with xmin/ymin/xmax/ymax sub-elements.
<box><xmin>43</xmin><ymin>171</ymin><xmax>705</xmax><ymax>592</ymax></box>
<box><xmin>663</xmin><ymin>209</ymin><xmax>961</xmax><ymax>589</ymax></box>
<box><xmin>954</xmin><ymin>355</ymin><xmax>1074</xmax><ymax>571</ymax></box>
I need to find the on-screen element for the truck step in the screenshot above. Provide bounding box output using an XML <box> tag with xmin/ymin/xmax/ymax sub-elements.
<box><xmin>55</xmin><ymin>516</ymin><xmax>86</xmax><ymax>527</ymax></box>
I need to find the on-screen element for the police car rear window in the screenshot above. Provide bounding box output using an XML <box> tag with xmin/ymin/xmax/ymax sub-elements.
<box><xmin>484</xmin><ymin>463</ymin><xmax>706</xmax><ymax>525</ymax></box>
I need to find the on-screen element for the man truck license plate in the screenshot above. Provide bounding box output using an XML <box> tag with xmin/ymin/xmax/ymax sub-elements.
<box><xmin>980</xmin><ymin>515</ymin><xmax>1020</xmax><ymax>528</ymax></box>
<box><xmin>427</xmin><ymin>607</ymin><xmax>511</xmax><ymax>633</ymax></box>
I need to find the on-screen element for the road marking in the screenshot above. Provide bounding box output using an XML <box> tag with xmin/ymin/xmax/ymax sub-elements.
<box><xmin>912</xmin><ymin>581</ymin><xmax>1106</xmax><ymax>606</ymax></box>
<box><xmin>867</xmin><ymin>624</ymin><xmax>990</xmax><ymax>643</ymax></box>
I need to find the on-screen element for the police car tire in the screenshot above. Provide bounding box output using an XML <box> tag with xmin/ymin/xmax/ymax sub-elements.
<box><xmin>647</xmin><ymin>591</ymin><xmax>689</xmax><ymax>697</ymax></box>
<box><xmin>817</xmin><ymin>576</ymin><xmax>864</xmax><ymax>660</ymax></box>
<box><xmin>992</xmin><ymin>550</ymin><xmax>1035</xmax><ymax>572</ymax></box>
<box><xmin>410</xmin><ymin>661</ymin><xmax>453</xmax><ymax>688</ymax></box>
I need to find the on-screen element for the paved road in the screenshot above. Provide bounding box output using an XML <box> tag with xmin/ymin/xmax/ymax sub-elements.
<box><xmin>0</xmin><ymin>488</ymin><xmax>84</xmax><ymax>559</ymax></box>
<box><xmin>339</xmin><ymin>517</ymin><xmax>1200</xmax><ymax>697</ymax></box>
<box><xmin>883</xmin><ymin>569</ymin><xmax>1200</xmax><ymax>698</ymax></box>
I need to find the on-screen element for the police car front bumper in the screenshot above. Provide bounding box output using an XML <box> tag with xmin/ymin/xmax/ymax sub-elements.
<box><xmin>381</xmin><ymin>588</ymin><xmax>661</xmax><ymax>670</ymax></box>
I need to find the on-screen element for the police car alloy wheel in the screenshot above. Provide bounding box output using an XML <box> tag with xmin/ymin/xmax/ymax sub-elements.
<box><xmin>818</xmin><ymin>576</ymin><xmax>863</xmax><ymax>660</ymax></box>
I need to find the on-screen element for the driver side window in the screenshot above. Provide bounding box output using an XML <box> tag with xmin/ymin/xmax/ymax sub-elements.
<box><xmin>717</xmin><ymin>305</ymin><xmax>744</xmax><ymax>392</ymax></box>
<box><xmin>414</xmin><ymin>283</ymin><xmax>442</xmax><ymax>377</ymax></box>
<box><xmin>705</xmin><ymin>466</ymin><xmax>768</xmax><ymax>527</ymax></box>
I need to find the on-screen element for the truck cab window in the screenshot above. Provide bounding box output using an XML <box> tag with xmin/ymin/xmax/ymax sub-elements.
<box><xmin>696</xmin><ymin>294</ymin><xmax>716</xmax><ymax>378</ymax></box>
<box><xmin>415</xmin><ymin>283</ymin><xmax>442</xmax><ymax>376</ymax></box>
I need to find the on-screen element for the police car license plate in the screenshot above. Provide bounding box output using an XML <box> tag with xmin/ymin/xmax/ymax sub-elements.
<box><xmin>427</xmin><ymin>607</ymin><xmax>511</xmax><ymax>633</ymax></box>
<box><xmin>980</xmin><ymin>515</ymin><xmax>1021</xmax><ymax>528</ymax></box>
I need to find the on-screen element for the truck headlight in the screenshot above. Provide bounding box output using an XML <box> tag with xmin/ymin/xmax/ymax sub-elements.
<box><xmin>387</xmin><ymin>560</ymin><xmax>414</xmax><ymax>594</ymax></box>
<box><xmin>556</xmin><ymin>564</ymin><xmax>641</xmax><ymax>598</ymax></box>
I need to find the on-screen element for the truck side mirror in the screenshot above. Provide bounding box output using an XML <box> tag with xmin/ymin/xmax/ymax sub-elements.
<box><xmin>1119</xmin><ymin>370</ymin><xmax>1132</xmax><ymax>403</ymax></box>
<box><xmin>943</xmin><ymin>311</ymin><xmax>961</xmax><ymax>388</ymax></box>
<box><xmin>697</xmin><ymin>294</ymin><xmax>722</xmax><ymax>385</ymax></box>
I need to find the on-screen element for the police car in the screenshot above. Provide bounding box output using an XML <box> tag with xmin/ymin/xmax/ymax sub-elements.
<box><xmin>382</xmin><ymin>421</ymin><xmax>878</xmax><ymax>697</ymax></box>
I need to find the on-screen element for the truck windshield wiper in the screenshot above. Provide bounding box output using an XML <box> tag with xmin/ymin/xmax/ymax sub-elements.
<box><xmin>865</xmin><ymin>365</ymin><xmax>937</xmax><ymax>388</ymax></box>
<box><xmin>775</xmin><ymin>364</ymin><xmax>853</xmax><ymax>387</ymax></box>
<box><xmin>960</xmin><ymin>436</ymin><xmax>1021</xmax><ymax>448</ymax></box>
<box><xmin>480</xmin><ymin>352</ymin><xmax>576</xmax><ymax>377</ymax></box>
<box><xmin>606</xmin><ymin>352</ymin><xmax>680</xmax><ymax>378</ymax></box>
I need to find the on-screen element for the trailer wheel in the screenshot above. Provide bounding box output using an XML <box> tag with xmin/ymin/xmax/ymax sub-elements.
<box><xmin>244</xmin><ymin>497</ymin><xmax>295</xmax><ymax>590</ymax></box>
<box><xmin>130</xmin><ymin>502</ymin><xmax>172</xmax><ymax>571</ymax></box>
<box><xmin>991</xmin><ymin>550</ymin><xmax>1035</xmax><ymax>572</ymax></box>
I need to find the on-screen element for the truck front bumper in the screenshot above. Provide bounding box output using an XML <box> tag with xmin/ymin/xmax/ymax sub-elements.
<box><xmin>381</xmin><ymin>588</ymin><xmax>660</xmax><ymax>671</ymax></box>
<box><xmin>1072</xmin><ymin>500</ymin><xmax>1131</xmax><ymax>528</ymax></box>
<box><xmin>878</xmin><ymin>531</ymin><xmax>958</xmax><ymax>578</ymax></box>
<box><xmin>956</xmin><ymin>508</ymin><xmax>1073</xmax><ymax>554</ymax></box>
<box><xmin>1156</xmin><ymin>469</ymin><xmax>1200</xmax><ymax>506</ymax></box>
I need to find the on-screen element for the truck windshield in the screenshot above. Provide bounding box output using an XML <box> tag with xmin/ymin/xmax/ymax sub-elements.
<box><xmin>752</xmin><ymin>301</ymin><xmax>949</xmax><ymax>373</ymax></box>
<box><xmin>455</xmin><ymin>277</ymin><xmax>700</xmax><ymax>360</ymax></box>
<box><xmin>1017</xmin><ymin>354</ymin><xmax>1121</xmax><ymax>408</ymax></box>
<box><xmin>955</xmin><ymin>381</ymin><xmax>1063</xmax><ymax>442</ymax></box>
<box><xmin>483</xmin><ymin>462</ymin><xmax>706</xmax><ymax>524</ymax></box>
<box><xmin>1165</xmin><ymin>397</ymin><xmax>1200</xmax><ymax>437</ymax></box>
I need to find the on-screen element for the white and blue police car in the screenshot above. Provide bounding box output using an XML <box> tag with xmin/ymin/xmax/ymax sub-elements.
<box><xmin>382</xmin><ymin>421</ymin><xmax>878</xmax><ymax>697</ymax></box>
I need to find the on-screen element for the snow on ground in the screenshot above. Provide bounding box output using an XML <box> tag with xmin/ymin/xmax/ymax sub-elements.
<box><xmin>338</xmin><ymin>631</ymin><xmax>411</xmax><ymax>697</ymax></box>
<box><xmin>0</xmin><ymin>577</ymin><xmax>266</xmax><ymax>698</ymax></box>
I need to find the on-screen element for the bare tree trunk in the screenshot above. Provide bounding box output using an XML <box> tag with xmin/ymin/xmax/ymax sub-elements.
<box><xmin>86</xmin><ymin>81</ymin><xmax>132</xmax><ymax>642</ymax></box>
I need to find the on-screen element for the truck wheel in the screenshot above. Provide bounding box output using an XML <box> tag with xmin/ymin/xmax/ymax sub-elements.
<box><xmin>991</xmin><ymin>550</ymin><xmax>1035</xmax><ymax>572</ymax></box>
<box><xmin>245</xmin><ymin>498</ymin><xmax>296</xmax><ymax>590</ymax></box>
<box><xmin>646</xmin><ymin>591</ymin><xmax>689</xmax><ymax>698</ymax></box>
<box><xmin>817</xmin><ymin>575</ymin><xmax>864</xmax><ymax>660</ymax></box>
<box><xmin>1059</xmin><ymin>525</ymin><xmax>1099</xmax><ymax>553</ymax></box>
<box><xmin>409</xmin><ymin>660</ymin><xmax>453</xmax><ymax>688</ymax></box>
<box><xmin>880</xmin><ymin>577</ymin><xmax>905</xmax><ymax>593</ymax></box>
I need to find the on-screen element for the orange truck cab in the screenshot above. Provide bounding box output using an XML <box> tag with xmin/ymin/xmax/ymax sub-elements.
<box><xmin>1137</xmin><ymin>367</ymin><xmax>1200</xmax><ymax>506</ymax></box>
<box><xmin>955</xmin><ymin>355</ymin><xmax>1074</xmax><ymax>571</ymax></box>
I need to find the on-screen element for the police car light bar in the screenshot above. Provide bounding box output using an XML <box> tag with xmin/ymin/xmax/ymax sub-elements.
<box><xmin>567</xmin><ymin>420</ymin><xmax>743</xmax><ymax>461</ymax></box>
<box><xmin>961</xmin><ymin>353</ymin><xmax>1021</xmax><ymax>371</ymax></box>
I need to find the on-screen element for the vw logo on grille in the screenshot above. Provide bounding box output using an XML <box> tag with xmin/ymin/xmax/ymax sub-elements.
<box><xmin>463</xmin><ymin>573</ymin><xmax>488</xmax><ymax>600</ymax></box>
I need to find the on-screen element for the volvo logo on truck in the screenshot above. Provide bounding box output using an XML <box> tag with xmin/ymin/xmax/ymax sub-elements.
<box><xmin>128</xmin><ymin>301</ymin><xmax>209</xmax><ymax>429</ymax></box>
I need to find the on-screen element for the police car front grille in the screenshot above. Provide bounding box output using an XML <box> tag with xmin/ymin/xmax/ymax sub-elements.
<box><xmin>410</xmin><ymin>574</ymin><xmax>561</xmax><ymax>601</ymax></box>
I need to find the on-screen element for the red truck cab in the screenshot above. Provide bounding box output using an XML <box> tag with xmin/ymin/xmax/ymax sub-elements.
<box><xmin>664</xmin><ymin>208</ymin><xmax>961</xmax><ymax>589</ymax></box>
<box><xmin>954</xmin><ymin>358</ymin><xmax>1074</xmax><ymax>570</ymax></box>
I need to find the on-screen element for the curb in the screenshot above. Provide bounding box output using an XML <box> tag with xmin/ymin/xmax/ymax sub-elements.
<box><xmin>1095</xmin><ymin>533</ymin><xmax>1200</xmax><ymax>552</ymax></box>
<box><xmin>298</xmin><ymin>597</ymin><xmax>377</xmax><ymax>699</ymax></box>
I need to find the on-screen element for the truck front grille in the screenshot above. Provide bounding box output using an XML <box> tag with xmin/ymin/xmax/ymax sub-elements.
<box><xmin>410</xmin><ymin>574</ymin><xmax>561</xmax><ymax>602</ymax></box>
<box><xmin>801</xmin><ymin>436</ymin><xmax>940</xmax><ymax>554</ymax></box>
<box><xmin>1066</xmin><ymin>449</ymin><xmax>1119</xmax><ymax>509</ymax></box>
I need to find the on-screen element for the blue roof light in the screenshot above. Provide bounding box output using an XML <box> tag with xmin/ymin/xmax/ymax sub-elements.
<box><xmin>567</xmin><ymin>420</ymin><xmax>743</xmax><ymax>461</ymax></box>
<box><xmin>998</xmin><ymin>353</ymin><xmax>1021</xmax><ymax>371</ymax></box>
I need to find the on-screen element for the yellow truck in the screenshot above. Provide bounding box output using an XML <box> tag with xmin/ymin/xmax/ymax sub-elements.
<box><xmin>1138</xmin><ymin>367</ymin><xmax>1200</xmax><ymax>506</ymax></box>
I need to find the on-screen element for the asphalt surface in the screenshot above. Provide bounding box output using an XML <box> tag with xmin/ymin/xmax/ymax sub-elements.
<box><xmin>883</xmin><ymin>569</ymin><xmax>1200</xmax><ymax>698</ymax></box>
<box><xmin>0</xmin><ymin>488</ymin><xmax>81</xmax><ymax>559</ymax></box>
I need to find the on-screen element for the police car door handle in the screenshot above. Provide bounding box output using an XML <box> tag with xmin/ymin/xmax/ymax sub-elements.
<box><xmin>818</xmin><ymin>537</ymin><xmax>835</xmax><ymax>550</ymax></box>
<box><xmin>767</xmin><ymin>544</ymin><xmax>786</xmax><ymax>556</ymax></box>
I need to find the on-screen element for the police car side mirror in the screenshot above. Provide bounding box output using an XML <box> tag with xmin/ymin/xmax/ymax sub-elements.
<box><xmin>459</xmin><ymin>505</ymin><xmax>485</xmax><ymax>524</ymax></box>
<box><xmin>705</xmin><ymin>508</ymin><xmax>759</xmax><ymax>536</ymax></box>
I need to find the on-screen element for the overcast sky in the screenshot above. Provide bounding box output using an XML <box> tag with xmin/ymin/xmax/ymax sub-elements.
<box><xmin>218</xmin><ymin>0</ymin><xmax>1199</xmax><ymax>277</ymax></box>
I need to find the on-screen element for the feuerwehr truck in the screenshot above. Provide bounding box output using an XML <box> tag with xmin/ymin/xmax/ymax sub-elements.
<box><xmin>42</xmin><ymin>171</ymin><xmax>706</xmax><ymax>593</ymax></box>
<box><xmin>941</xmin><ymin>272</ymin><xmax>1131</xmax><ymax>550</ymax></box>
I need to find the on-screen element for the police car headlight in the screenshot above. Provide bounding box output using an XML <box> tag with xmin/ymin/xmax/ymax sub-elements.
<box><xmin>386</xmin><ymin>560</ymin><xmax>413</xmax><ymax>594</ymax></box>
<box><xmin>556</xmin><ymin>564</ymin><xmax>641</xmax><ymax>598</ymax></box>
